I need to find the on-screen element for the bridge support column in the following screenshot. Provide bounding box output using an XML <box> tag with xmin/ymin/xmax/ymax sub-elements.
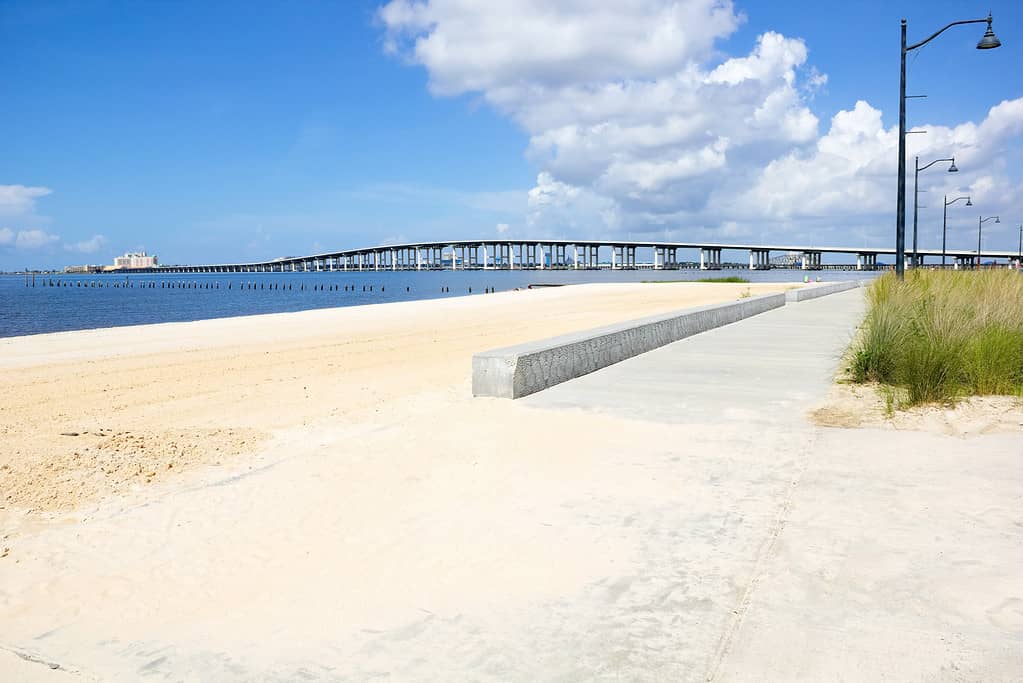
<box><xmin>801</xmin><ymin>251</ymin><xmax>822</xmax><ymax>270</ymax></box>
<box><xmin>750</xmin><ymin>249</ymin><xmax>770</xmax><ymax>270</ymax></box>
<box><xmin>537</xmin><ymin>243</ymin><xmax>544</xmax><ymax>270</ymax></box>
<box><xmin>573</xmin><ymin>246</ymin><xmax>579</xmax><ymax>270</ymax></box>
<box><xmin>857</xmin><ymin>253</ymin><xmax>879</xmax><ymax>271</ymax></box>
<box><xmin>699</xmin><ymin>248</ymin><xmax>721</xmax><ymax>270</ymax></box>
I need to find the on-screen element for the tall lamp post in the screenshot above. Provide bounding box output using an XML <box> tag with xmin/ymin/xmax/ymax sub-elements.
<box><xmin>914</xmin><ymin>156</ymin><xmax>957</xmax><ymax>266</ymax></box>
<box><xmin>1018</xmin><ymin>224</ymin><xmax>1022</xmax><ymax>269</ymax></box>
<box><xmin>977</xmin><ymin>215</ymin><xmax>999</xmax><ymax>269</ymax></box>
<box><xmin>942</xmin><ymin>195</ymin><xmax>971</xmax><ymax>266</ymax></box>
<box><xmin>897</xmin><ymin>13</ymin><xmax>1000</xmax><ymax>278</ymax></box>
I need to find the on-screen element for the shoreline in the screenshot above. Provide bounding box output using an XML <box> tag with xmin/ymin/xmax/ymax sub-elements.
<box><xmin>1</xmin><ymin>270</ymin><xmax>868</xmax><ymax>340</ymax></box>
<box><xmin>1</xmin><ymin>281</ymin><xmax>796</xmax><ymax>518</ymax></box>
<box><xmin>0</xmin><ymin>280</ymin><xmax>798</xmax><ymax>349</ymax></box>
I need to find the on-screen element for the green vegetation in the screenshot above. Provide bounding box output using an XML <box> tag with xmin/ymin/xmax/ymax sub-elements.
<box><xmin>849</xmin><ymin>270</ymin><xmax>1023</xmax><ymax>406</ymax></box>
<box><xmin>697</xmin><ymin>276</ymin><xmax>749</xmax><ymax>283</ymax></box>
<box><xmin>641</xmin><ymin>276</ymin><xmax>750</xmax><ymax>284</ymax></box>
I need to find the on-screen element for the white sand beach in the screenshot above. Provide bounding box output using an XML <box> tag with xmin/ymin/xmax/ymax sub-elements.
<box><xmin>0</xmin><ymin>281</ymin><xmax>788</xmax><ymax>517</ymax></box>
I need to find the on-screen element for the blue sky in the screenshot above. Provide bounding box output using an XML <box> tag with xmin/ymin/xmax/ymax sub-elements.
<box><xmin>2</xmin><ymin>0</ymin><xmax>1021</xmax><ymax>269</ymax></box>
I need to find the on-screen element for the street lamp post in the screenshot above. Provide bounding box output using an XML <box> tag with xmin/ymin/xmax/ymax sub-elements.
<box><xmin>977</xmin><ymin>215</ymin><xmax>1000</xmax><ymax>269</ymax></box>
<box><xmin>914</xmin><ymin>156</ymin><xmax>957</xmax><ymax>266</ymax></box>
<box><xmin>942</xmin><ymin>195</ymin><xmax>971</xmax><ymax>267</ymax></box>
<box><xmin>897</xmin><ymin>13</ymin><xmax>1000</xmax><ymax>278</ymax></box>
<box><xmin>1018</xmin><ymin>224</ymin><xmax>1022</xmax><ymax>269</ymax></box>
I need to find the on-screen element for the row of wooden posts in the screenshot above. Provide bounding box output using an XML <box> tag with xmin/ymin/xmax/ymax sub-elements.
<box><xmin>29</xmin><ymin>277</ymin><xmax>497</xmax><ymax>294</ymax></box>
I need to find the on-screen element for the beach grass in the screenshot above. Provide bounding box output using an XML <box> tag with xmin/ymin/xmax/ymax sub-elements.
<box><xmin>640</xmin><ymin>276</ymin><xmax>750</xmax><ymax>284</ymax></box>
<box><xmin>849</xmin><ymin>270</ymin><xmax>1023</xmax><ymax>405</ymax></box>
<box><xmin>698</xmin><ymin>276</ymin><xmax>749</xmax><ymax>283</ymax></box>
<box><xmin>641</xmin><ymin>276</ymin><xmax>750</xmax><ymax>284</ymax></box>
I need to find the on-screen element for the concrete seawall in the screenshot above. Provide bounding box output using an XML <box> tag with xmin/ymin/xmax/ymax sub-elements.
<box><xmin>785</xmin><ymin>280</ymin><xmax>861</xmax><ymax>302</ymax></box>
<box><xmin>473</xmin><ymin>292</ymin><xmax>786</xmax><ymax>399</ymax></box>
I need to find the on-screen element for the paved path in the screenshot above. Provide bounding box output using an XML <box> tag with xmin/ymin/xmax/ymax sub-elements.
<box><xmin>3</xmin><ymin>288</ymin><xmax>1020</xmax><ymax>681</ymax></box>
<box><xmin>527</xmin><ymin>288</ymin><xmax>1023</xmax><ymax>681</ymax></box>
<box><xmin>525</xmin><ymin>287</ymin><xmax>865</xmax><ymax>426</ymax></box>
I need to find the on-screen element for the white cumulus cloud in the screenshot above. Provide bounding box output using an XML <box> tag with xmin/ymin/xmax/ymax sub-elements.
<box><xmin>733</xmin><ymin>98</ymin><xmax>1023</xmax><ymax>229</ymax></box>
<box><xmin>0</xmin><ymin>184</ymin><xmax>52</xmax><ymax>217</ymax></box>
<box><xmin>64</xmin><ymin>234</ymin><xmax>107</xmax><ymax>254</ymax></box>
<box><xmin>380</xmin><ymin>2</ymin><xmax>825</xmax><ymax>231</ymax></box>
<box><xmin>379</xmin><ymin>2</ymin><xmax>1023</xmax><ymax>246</ymax></box>
<box><xmin>12</xmin><ymin>229</ymin><xmax>60</xmax><ymax>249</ymax></box>
<box><xmin>380</xmin><ymin>0</ymin><xmax>741</xmax><ymax>95</ymax></box>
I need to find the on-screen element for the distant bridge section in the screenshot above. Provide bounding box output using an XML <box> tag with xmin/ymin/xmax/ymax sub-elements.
<box><xmin>126</xmin><ymin>239</ymin><xmax>1022</xmax><ymax>274</ymax></box>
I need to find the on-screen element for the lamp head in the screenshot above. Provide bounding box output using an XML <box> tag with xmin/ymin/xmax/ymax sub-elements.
<box><xmin>995</xmin><ymin>216</ymin><xmax>1000</xmax><ymax>224</ymax></box>
<box><xmin>966</xmin><ymin>198</ymin><xmax>972</xmax><ymax>206</ymax></box>
<box><xmin>948</xmin><ymin>159</ymin><xmax>958</xmax><ymax>173</ymax></box>
<box><xmin>977</xmin><ymin>15</ymin><xmax>1001</xmax><ymax>49</ymax></box>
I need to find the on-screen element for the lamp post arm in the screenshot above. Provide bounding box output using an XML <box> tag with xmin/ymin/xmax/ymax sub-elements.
<box><xmin>917</xmin><ymin>157</ymin><xmax>955</xmax><ymax>172</ymax></box>
<box><xmin>945</xmin><ymin>196</ymin><xmax>970</xmax><ymax>206</ymax></box>
<box><xmin>906</xmin><ymin>18</ymin><xmax>990</xmax><ymax>52</ymax></box>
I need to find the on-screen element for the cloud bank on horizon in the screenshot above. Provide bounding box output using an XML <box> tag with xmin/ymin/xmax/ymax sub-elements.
<box><xmin>379</xmin><ymin>0</ymin><xmax>1023</xmax><ymax>246</ymax></box>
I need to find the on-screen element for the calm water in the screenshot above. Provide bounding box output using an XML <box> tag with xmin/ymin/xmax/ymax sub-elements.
<box><xmin>0</xmin><ymin>269</ymin><xmax>879</xmax><ymax>338</ymax></box>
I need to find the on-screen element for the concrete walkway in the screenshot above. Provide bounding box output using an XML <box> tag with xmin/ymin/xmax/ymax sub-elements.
<box><xmin>525</xmin><ymin>287</ymin><xmax>864</xmax><ymax>426</ymax></box>
<box><xmin>526</xmin><ymin>288</ymin><xmax>1023</xmax><ymax>680</ymax></box>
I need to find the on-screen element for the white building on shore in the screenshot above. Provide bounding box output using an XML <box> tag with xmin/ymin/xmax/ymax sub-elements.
<box><xmin>113</xmin><ymin>251</ymin><xmax>158</xmax><ymax>269</ymax></box>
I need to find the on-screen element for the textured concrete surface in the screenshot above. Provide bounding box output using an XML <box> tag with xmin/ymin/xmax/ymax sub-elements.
<box><xmin>473</xmin><ymin>293</ymin><xmax>785</xmax><ymax>398</ymax></box>
<box><xmin>525</xmin><ymin>289</ymin><xmax>863</xmax><ymax>424</ymax></box>
<box><xmin>526</xmin><ymin>288</ymin><xmax>1023</xmax><ymax>681</ymax></box>
<box><xmin>784</xmin><ymin>280</ymin><xmax>860</xmax><ymax>302</ymax></box>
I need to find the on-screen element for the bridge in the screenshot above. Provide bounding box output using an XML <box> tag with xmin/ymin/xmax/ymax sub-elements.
<box><xmin>131</xmin><ymin>239</ymin><xmax>1022</xmax><ymax>274</ymax></box>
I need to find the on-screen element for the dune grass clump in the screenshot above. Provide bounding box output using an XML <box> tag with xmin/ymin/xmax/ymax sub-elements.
<box><xmin>696</xmin><ymin>276</ymin><xmax>749</xmax><ymax>283</ymax></box>
<box><xmin>642</xmin><ymin>276</ymin><xmax>749</xmax><ymax>284</ymax></box>
<box><xmin>849</xmin><ymin>270</ymin><xmax>1023</xmax><ymax>405</ymax></box>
